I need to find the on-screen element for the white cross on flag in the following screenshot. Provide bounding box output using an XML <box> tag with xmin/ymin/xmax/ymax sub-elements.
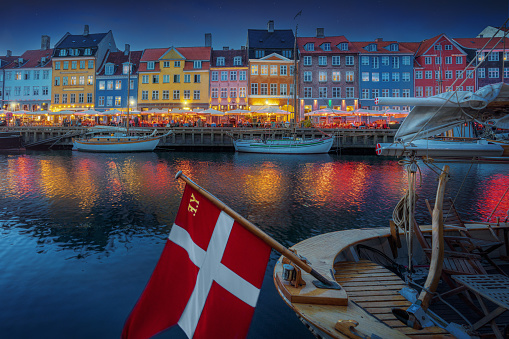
<box><xmin>122</xmin><ymin>184</ymin><xmax>272</xmax><ymax>339</ymax></box>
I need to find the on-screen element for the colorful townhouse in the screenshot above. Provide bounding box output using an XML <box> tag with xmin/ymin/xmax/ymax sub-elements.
<box><xmin>209</xmin><ymin>48</ymin><xmax>249</xmax><ymax>111</ymax></box>
<box><xmin>352</xmin><ymin>39</ymin><xmax>414</xmax><ymax>111</ymax></box>
<box><xmin>95</xmin><ymin>45</ymin><xmax>143</xmax><ymax>112</ymax></box>
<box><xmin>137</xmin><ymin>43</ymin><xmax>211</xmax><ymax>111</ymax></box>
<box><xmin>453</xmin><ymin>37</ymin><xmax>509</xmax><ymax>89</ymax></box>
<box><xmin>297</xmin><ymin>29</ymin><xmax>360</xmax><ymax>114</ymax></box>
<box><xmin>2</xmin><ymin>36</ymin><xmax>53</xmax><ymax>112</ymax></box>
<box><xmin>408</xmin><ymin>34</ymin><xmax>475</xmax><ymax>97</ymax></box>
<box><xmin>51</xmin><ymin>25</ymin><xmax>117</xmax><ymax>112</ymax></box>
<box><xmin>0</xmin><ymin>50</ymin><xmax>21</xmax><ymax>110</ymax></box>
<box><xmin>247</xmin><ymin>21</ymin><xmax>296</xmax><ymax>114</ymax></box>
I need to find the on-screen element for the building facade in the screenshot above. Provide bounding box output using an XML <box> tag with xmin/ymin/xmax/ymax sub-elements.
<box><xmin>209</xmin><ymin>48</ymin><xmax>249</xmax><ymax>111</ymax></box>
<box><xmin>137</xmin><ymin>45</ymin><xmax>211</xmax><ymax>111</ymax></box>
<box><xmin>297</xmin><ymin>30</ymin><xmax>359</xmax><ymax>114</ymax></box>
<box><xmin>411</xmin><ymin>34</ymin><xmax>475</xmax><ymax>97</ymax></box>
<box><xmin>1</xmin><ymin>50</ymin><xmax>21</xmax><ymax>110</ymax></box>
<box><xmin>51</xmin><ymin>25</ymin><xmax>116</xmax><ymax>112</ymax></box>
<box><xmin>95</xmin><ymin>46</ymin><xmax>143</xmax><ymax>112</ymax></box>
<box><xmin>353</xmin><ymin>39</ymin><xmax>414</xmax><ymax>110</ymax></box>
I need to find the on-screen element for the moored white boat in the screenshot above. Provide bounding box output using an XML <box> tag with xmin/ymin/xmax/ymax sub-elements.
<box><xmin>233</xmin><ymin>136</ymin><xmax>334</xmax><ymax>154</ymax></box>
<box><xmin>72</xmin><ymin>132</ymin><xmax>163</xmax><ymax>152</ymax></box>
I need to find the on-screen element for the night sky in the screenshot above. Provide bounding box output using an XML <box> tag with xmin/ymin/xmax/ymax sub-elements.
<box><xmin>2</xmin><ymin>0</ymin><xmax>508</xmax><ymax>55</ymax></box>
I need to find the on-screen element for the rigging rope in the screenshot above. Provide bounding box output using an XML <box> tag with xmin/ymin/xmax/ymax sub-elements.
<box><xmin>487</xmin><ymin>183</ymin><xmax>509</xmax><ymax>222</ymax></box>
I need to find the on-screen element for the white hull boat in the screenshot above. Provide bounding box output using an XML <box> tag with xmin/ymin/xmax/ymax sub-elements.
<box><xmin>233</xmin><ymin>136</ymin><xmax>334</xmax><ymax>154</ymax></box>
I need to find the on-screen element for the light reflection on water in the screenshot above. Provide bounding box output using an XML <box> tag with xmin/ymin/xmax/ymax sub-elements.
<box><xmin>0</xmin><ymin>151</ymin><xmax>507</xmax><ymax>338</ymax></box>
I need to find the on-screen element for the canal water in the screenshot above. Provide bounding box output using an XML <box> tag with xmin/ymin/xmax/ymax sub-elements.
<box><xmin>0</xmin><ymin>151</ymin><xmax>507</xmax><ymax>338</ymax></box>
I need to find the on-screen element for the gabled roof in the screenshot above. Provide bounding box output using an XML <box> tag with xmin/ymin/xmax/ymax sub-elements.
<box><xmin>297</xmin><ymin>36</ymin><xmax>360</xmax><ymax>54</ymax></box>
<box><xmin>3</xmin><ymin>49</ymin><xmax>53</xmax><ymax>69</ymax></box>
<box><xmin>183</xmin><ymin>61</ymin><xmax>211</xmax><ymax>71</ymax></box>
<box><xmin>55</xmin><ymin>32</ymin><xmax>109</xmax><ymax>49</ymax></box>
<box><xmin>97</xmin><ymin>50</ymin><xmax>143</xmax><ymax>76</ymax></box>
<box><xmin>177</xmin><ymin>47</ymin><xmax>211</xmax><ymax>60</ymax></box>
<box><xmin>399</xmin><ymin>42</ymin><xmax>421</xmax><ymax>54</ymax></box>
<box><xmin>211</xmin><ymin>49</ymin><xmax>248</xmax><ymax>67</ymax></box>
<box><xmin>453</xmin><ymin>37</ymin><xmax>509</xmax><ymax>50</ymax></box>
<box><xmin>350</xmin><ymin>41</ymin><xmax>414</xmax><ymax>54</ymax></box>
<box><xmin>140</xmin><ymin>48</ymin><xmax>167</xmax><ymax>62</ymax></box>
<box><xmin>248</xmin><ymin>29</ymin><xmax>295</xmax><ymax>49</ymax></box>
<box><xmin>413</xmin><ymin>34</ymin><xmax>445</xmax><ymax>57</ymax></box>
<box><xmin>0</xmin><ymin>55</ymin><xmax>21</xmax><ymax>68</ymax></box>
<box><xmin>254</xmin><ymin>52</ymin><xmax>291</xmax><ymax>61</ymax></box>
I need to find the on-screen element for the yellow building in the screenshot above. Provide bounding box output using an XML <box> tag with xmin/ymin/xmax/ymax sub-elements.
<box><xmin>51</xmin><ymin>26</ymin><xmax>116</xmax><ymax>111</ymax></box>
<box><xmin>137</xmin><ymin>46</ymin><xmax>211</xmax><ymax>111</ymax></box>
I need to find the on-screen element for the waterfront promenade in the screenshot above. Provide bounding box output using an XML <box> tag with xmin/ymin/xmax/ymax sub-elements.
<box><xmin>5</xmin><ymin>125</ymin><xmax>396</xmax><ymax>152</ymax></box>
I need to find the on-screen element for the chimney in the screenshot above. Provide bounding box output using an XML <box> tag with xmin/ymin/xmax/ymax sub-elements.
<box><xmin>7</xmin><ymin>50</ymin><xmax>12</xmax><ymax>57</ymax></box>
<box><xmin>205</xmin><ymin>33</ymin><xmax>212</xmax><ymax>47</ymax></box>
<box><xmin>268</xmin><ymin>20</ymin><xmax>274</xmax><ymax>33</ymax></box>
<box><xmin>316</xmin><ymin>28</ymin><xmax>325</xmax><ymax>38</ymax></box>
<box><xmin>124</xmin><ymin>44</ymin><xmax>130</xmax><ymax>56</ymax></box>
<box><xmin>41</xmin><ymin>35</ymin><xmax>50</xmax><ymax>50</ymax></box>
<box><xmin>375</xmin><ymin>38</ymin><xmax>383</xmax><ymax>42</ymax></box>
<box><xmin>84</xmin><ymin>25</ymin><xmax>89</xmax><ymax>36</ymax></box>
<box><xmin>223</xmin><ymin>46</ymin><xmax>229</xmax><ymax>51</ymax></box>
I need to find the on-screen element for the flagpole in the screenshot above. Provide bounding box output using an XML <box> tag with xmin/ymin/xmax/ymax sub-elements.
<box><xmin>175</xmin><ymin>171</ymin><xmax>338</xmax><ymax>288</ymax></box>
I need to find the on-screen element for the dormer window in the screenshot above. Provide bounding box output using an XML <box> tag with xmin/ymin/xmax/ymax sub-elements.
<box><xmin>322</xmin><ymin>43</ymin><xmax>331</xmax><ymax>51</ymax></box>
<box><xmin>194</xmin><ymin>61</ymin><xmax>202</xmax><ymax>69</ymax></box>
<box><xmin>233</xmin><ymin>56</ymin><xmax>242</xmax><ymax>66</ymax></box>
<box><xmin>105</xmin><ymin>64</ymin><xmax>114</xmax><ymax>75</ymax></box>
<box><xmin>367</xmin><ymin>44</ymin><xmax>377</xmax><ymax>52</ymax></box>
<box><xmin>389</xmin><ymin>43</ymin><xmax>399</xmax><ymax>51</ymax></box>
<box><xmin>304</xmin><ymin>43</ymin><xmax>314</xmax><ymax>51</ymax></box>
<box><xmin>74</xmin><ymin>49</ymin><xmax>80</xmax><ymax>56</ymax></box>
<box><xmin>84</xmin><ymin>48</ymin><xmax>92</xmax><ymax>55</ymax></box>
<box><xmin>59</xmin><ymin>49</ymin><xmax>67</xmax><ymax>56</ymax></box>
<box><xmin>340</xmin><ymin>42</ymin><xmax>349</xmax><ymax>51</ymax></box>
<box><xmin>123</xmin><ymin>64</ymin><xmax>132</xmax><ymax>75</ymax></box>
<box><xmin>216</xmin><ymin>57</ymin><xmax>225</xmax><ymax>66</ymax></box>
<box><xmin>147</xmin><ymin>61</ymin><xmax>155</xmax><ymax>70</ymax></box>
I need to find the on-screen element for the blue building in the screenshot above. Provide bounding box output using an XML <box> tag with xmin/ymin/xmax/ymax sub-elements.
<box><xmin>353</xmin><ymin>40</ymin><xmax>414</xmax><ymax>111</ymax></box>
<box><xmin>95</xmin><ymin>45</ymin><xmax>143</xmax><ymax>112</ymax></box>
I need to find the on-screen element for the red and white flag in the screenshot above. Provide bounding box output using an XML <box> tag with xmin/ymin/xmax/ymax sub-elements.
<box><xmin>122</xmin><ymin>184</ymin><xmax>272</xmax><ymax>339</ymax></box>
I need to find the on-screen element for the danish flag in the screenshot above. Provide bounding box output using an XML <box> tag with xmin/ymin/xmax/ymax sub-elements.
<box><xmin>122</xmin><ymin>184</ymin><xmax>272</xmax><ymax>339</ymax></box>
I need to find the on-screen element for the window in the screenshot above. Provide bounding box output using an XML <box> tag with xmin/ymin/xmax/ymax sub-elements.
<box><xmin>251</xmin><ymin>83</ymin><xmax>258</xmax><ymax>95</ymax></box>
<box><xmin>304</xmin><ymin>71</ymin><xmax>312</xmax><ymax>82</ymax></box>
<box><xmin>162</xmin><ymin>90</ymin><xmax>169</xmax><ymax>100</ymax></box>
<box><xmin>173</xmin><ymin>90</ymin><xmax>180</xmax><ymax>99</ymax></box>
<box><xmin>372</xmin><ymin>73</ymin><xmax>379</xmax><ymax>82</ymax></box>
<box><xmin>456</xmin><ymin>56</ymin><xmax>463</xmax><ymax>64</ymax></box>
<box><xmin>445</xmin><ymin>56</ymin><xmax>452</xmax><ymax>64</ymax></box>
<box><xmin>184</xmin><ymin>90</ymin><xmax>191</xmax><ymax>100</ymax></box>
<box><xmin>372</xmin><ymin>57</ymin><xmax>379</xmax><ymax>69</ymax></box>
<box><xmin>211</xmin><ymin>88</ymin><xmax>218</xmax><ymax>98</ymax></box>
<box><xmin>79</xmin><ymin>93</ymin><xmax>84</xmax><ymax>103</ymax></box>
<box><xmin>303</xmin><ymin>56</ymin><xmax>312</xmax><ymax>66</ymax></box>
<box><xmin>221</xmin><ymin>71</ymin><xmax>228</xmax><ymax>81</ymax></box>
<box><xmin>270</xmin><ymin>83</ymin><xmax>277</xmax><ymax>95</ymax></box>
<box><xmin>346</xmin><ymin>71</ymin><xmax>354</xmax><ymax>82</ymax></box>
<box><xmin>163</xmin><ymin>61</ymin><xmax>171</xmax><ymax>68</ymax></box>
<box><xmin>403</xmin><ymin>89</ymin><xmax>410</xmax><ymax>97</ymax></box>
<box><xmin>332</xmin><ymin>56</ymin><xmax>340</xmax><ymax>65</ymax></box>
<box><xmin>87</xmin><ymin>93</ymin><xmax>92</xmax><ymax>103</ymax></box>
<box><xmin>467</xmin><ymin>70</ymin><xmax>474</xmax><ymax>78</ymax></box>
<box><xmin>456</xmin><ymin>86</ymin><xmax>463</xmax><ymax>91</ymax></box>
<box><xmin>239</xmin><ymin>87</ymin><xmax>246</xmax><ymax>98</ymax></box>
<box><xmin>416</xmin><ymin>87</ymin><xmax>423</xmax><ymax>97</ymax></box>
<box><xmin>261</xmin><ymin>65</ymin><xmax>268</xmax><ymax>75</ymax></box>
<box><xmin>318</xmin><ymin>56</ymin><xmax>327</xmax><ymax>66</ymax></box>
<box><xmin>346</xmin><ymin>87</ymin><xmax>354</xmax><ymax>98</ymax></box>
<box><xmin>62</xmin><ymin>76</ymin><xmax>68</xmax><ymax>86</ymax></box>
<box><xmin>255</xmin><ymin>50</ymin><xmax>265</xmax><ymax>58</ymax></box>
<box><xmin>233</xmin><ymin>57</ymin><xmax>242</xmax><ymax>66</ymax></box>
<box><xmin>445</xmin><ymin>45</ymin><xmax>452</xmax><ymax>50</ymax></box>
<box><xmin>445</xmin><ymin>70</ymin><xmax>452</xmax><ymax>79</ymax></box>
<box><xmin>216</xmin><ymin>57</ymin><xmax>225</xmax><ymax>66</ymax></box>
<box><xmin>488</xmin><ymin>68</ymin><xmax>499</xmax><ymax>78</ymax></box>
<box><xmin>402</xmin><ymin>72</ymin><xmax>410</xmax><ymax>82</ymax></box>
<box><xmin>194</xmin><ymin>74</ymin><xmax>201</xmax><ymax>83</ymax></box>
<box><xmin>345</xmin><ymin>56</ymin><xmax>354</xmax><ymax>65</ymax></box>
<box><xmin>402</xmin><ymin>56</ymin><xmax>411</xmax><ymax>65</ymax></box>
<box><xmin>84</xmin><ymin>48</ymin><xmax>92</xmax><ymax>56</ymax></box>
<box><xmin>152</xmin><ymin>75</ymin><xmax>159</xmax><ymax>83</ymax></box>
<box><xmin>305</xmin><ymin>43</ymin><xmax>314</xmax><ymax>51</ymax></box>
<box><xmin>174</xmin><ymin>61</ymin><xmax>181</xmax><ymax>68</ymax></box>
<box><xmin>425</xmin><ymin>86</ymin><xmax>433</xmax><ymax>97</ymax></box>
<box><xmin>107</xmin><ymin>96</ymin><xmax>113</xmax><ymax>106</ymax></box>
<box><xmin>280</xmin><ymin>84</ymin><xmax>287</xmax><ymax>96</ymax></box>
<box><xmin>142</xmin><ymin>75</ymin><xmax>149</xmax><ymax>84</ymax></box>
<box><xmin>435</xmin><ymin>57</ymin><xmax>441</xmax><ymax>64</ymax></box>
<box><xmin>34</xmin><ymin>71</ymin><xmax>40</xmax><ymax>80</ymax></box>
<box><xmin>54</xmin><ymin>93</ymin><xmax>59</xmax><ymax>103</ymax></box>
<box><xmin>361</xmin><ymin>56</ymin><xmax>369</xmax><ymax>65</ymax></box>
<box><xmin>488</xmin><ymin>53</ymin><xmax>499</xmax><ymax>61</ymax></box>
<box><xmin>63</xmin><ymin>61</ymin><xmax>69</xmax><ymax>70</ymax></box>
<box><xmin>163</xmin><ymin>74</ymin><xmax>170</xmax><ymax>83</ymax></box>
<box><xmin>115</xmin><ymin>96</ymin><xmax>121</xmax><ymax>106</ymax></box>
<box><xmin>79</xmin><ymin>76</ymin><xmax>85</xmax><ymax>85</ymax></box>
<box><xmin>193</xmin><ymin>61</ymin><xmax>202</xmax><ymax>69</ymax></box>
<box><xmin>372</xmin><ymin>89</ymin><xmax>379</xmax><ymax>99</ymax></box>
<box><xmin>193</xmin><ymin>90</ymin><xmax>200</xmax><ymax>100</ymax></box>
<box><xmin>106</xmin><ymin>64</ymin><xmax>114</xmax><ymax>75</ymax></box>
<box><xmin>382</xmin><ymin>72</ymin><xmax>389</xmax><ymax>82</ymax></box>
<box><xmin>115</xmin><ymin>80</ymin><xmax>121</xmax><ymax>90</ymax></box>
<box><xmin>87</xmin><ymin>76</ymin><xmax>93</xmax><ymax>85</ymax></box>
<box><xmin>392</xmin><ymin>57</ymin><xmax>399</xmax><ymax>69</ymax></box>
<box><xmin>55</xmin><ymin>61</ymin><xmax>61</xmax><ymax>70</ymax></box>
<box><xmin>107</xmin><ymin>80</ymin><xmax>113</xmax><ymax>90</ymax></box>
<box><xmin>23</xmin><ymin>86</ymin><xmax>30</xmax><ymax>96</ymax></box>
<box><xmin>270</xmin><ymin>65</ymin><xmax>277</xmax><ymax>75</ymax></box>
<box><xmin>319</xmin><ymin>71</ymin><xmax>327</xmax><ymax>82</ymax></box>
<box><xmin>425</xmin><ymin>56</ymin><xmax>432</xmax><ymax>65</ymax></box>
<box><xmin>54</xmin><ymin>77</ymin><xmax>60</xmax><ymax>86</ymax></box>
<box><xmin>425</xmin><ymin>71</ymin><xmax>432</xmax><ymax>79</ymax></box>
<box><xmin>435</xmin><ymin>71</ymin><xmax>441</xmax><ymax>80</ymax></box>
<box><xmin>260</xmin><ymin>83</ymin><xmax>268</xmax><ymax>95</ymax></box>
<box><xmin>251</xmin><ymin>65</ymin><xmax>258</xmax><ymax>75</ymax></box>
<box><xmin>230</xmin><ymin>87</ymin><xmax>237</xmax><ymax>98</ymax></box>
<box><xmin>141</xmin><ymin>91</ymin><xmax>148</xmax><ymax>100</ymax></box>
<box><xmin>361</xmin><ymin>89</ymin><xmax>369</xmax><ymax>99</ymax></box>
<box><xmin>98</xmin><ymin>96</ymin><xmax>105</xmax><ymax>106</ymax></box>
<box><xmin>434</xmin><ymin>45</ymin><xmax>442</xmax><ymax>50</ymax></box>
<box><xmin>392</xmin><ymin>72</ymin><xmax>400</xmax><ymax>82</ymax></box>
<box><xmin>304</xmin><ymin>87</ymin><xmax>312</xmax><ymax>98</ymax></box>
<box><xmin>362</xmin><ymin>72</ymin><xmax>369</xmax><ymax>81</ymax></box>
<box><xmin>230</xmin><ymin>71</ymin><xmax>237</xmax><ymax>81</ymax></box>
<box><xmin>505</xmin><ymin>68</ymin><xmax>509</xmax><ymax>79</ymax></box>
<box><xmin>211</xmin><ymin>71</ymin><xmax>218</xmax><ymax>81</ymax></box>
<box><xmin>415</xmin><ymin>71</ymin><xmax>423</xmax><ymax>79</ymax></box>
<box><xmin>152</xmin><ymin>90</ymin><xmax>159</xmax><ymax>100</ymax></box>
<box><xmin>392</xmin><ymin>89</ymin><xmax>400</xmax><ymax>97</ymax></box>
<box><xmin>319</xmin><ymin>87</ymin><xmax>327</xmax><ymax>98</ymax></box>
<box><xmin>466</xmin><ymin>86</ymin><xmax>474</xmax><ymax>92</ymax></box>
<box><xmin>62</xmin><ymin>93</ymin><xmax>68</xmax><ymax>104</ymax></box>
<box><xmin>59</xmin><ymin>49</ymin><xmax>67</xmax><ymax>56</ymax></box>
<box><xmin>220</xmin><ymin>88</ymin><xmax>227</xmax><ymax>98</ymax></box>
<box><xmin>322</xmin><ymin>43</ymin><xmax>331</xmax><ymax>51</ymax></box>
<box><xmin>184</xmin><ymin>74</ymin><xmax>190</xmax><ymax>83</ymax></box>
<box><xmin>332</xmin><ymin>71</ymin><xmax>340</xmax><ymax>82</ymax></box>
<box><xmin>42</xmin><ymin>86</ymin><xmax>48</xmax><ymax>95</ymax></box>
<box><xmin>71</xmin><ymin>60</ymin><xmax>77</xmax><ymax>69</ymax></box>
<box><xmin>381</xmin><ymin>89</ymin><xmax>389</xmax><ymax>97</ymax></box>
<box><xmin>340</xmin><ymin>42</ymin><xmax>348</xmax><ymax>51</ymax></box>
<box><xmin>147</xmin><ymin>61</ymin><xmax>155</xmax><ymax>70</ymax></box>
<box><xmin>280</xmin><ymin>65</ymin><xmax>287</xmax><ymax>76</ymax></box>
<box><xmin>71</xmin><ymin>76</ymin><xmax>77</xmax><ymax>85</ymax></box>
<box><xmin>174</xmin><ymin>74</ymin><xmax>181</xmax><ymax>83</ymax></box>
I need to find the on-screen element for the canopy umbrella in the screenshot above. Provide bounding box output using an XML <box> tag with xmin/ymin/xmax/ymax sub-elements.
<box><xmin>12</xmin><ymin>110</ymin><xmax>30</xmax><ymax>115</ymax></box>
<box><xmin>198</xmin><ymin>108</ymin><xmax>225</xmax><ymax>116</ymax></box>
<box><xmin>24</xmin><ymin>110</ymin><xmax>48</xmax><ymax>115</ymax></box>
<box><xmin>306</xmin><ymin>107</ymin><xmax>346</xmax><ymax>116</ymax></box>
<box><xmin>143</xmin><ymin>109</ymin><xmax>168</xmax><ymax>114</ymax></box>
<box><xmin>254</xmin><ymin>106</ymin><xmax>291</xmax><ymax>114</ymax></box>
<box><xmin>226</xmin><ymin>109</ymin><xmax>251</xmax><ymax>115</ymax></box>
<box><xmin>169</xmin><ymin>109</ymin><xmax>196</xmax><ymax>115</ymax></box>
<box><xmin>0</xmin><ymin>109</ymin><xmax>11</xmax><ymax>114</ymax></box>
<box><xmin>76</xmin><ymin>109</ymin><xmax>102</xmax><ymax>115</ymax></box>
<box><xmin>103</xmin><ymin>109</ymin><xmax>122</xmax><ymax>115</ymax></box>
<box><xmin>49</xmin><ymin>110</ymin><xmax>75</xmax><ymax>115</ymax></box>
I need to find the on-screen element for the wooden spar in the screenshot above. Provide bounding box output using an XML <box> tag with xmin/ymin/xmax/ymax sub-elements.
<box><xmin>418</xmin><ymin>164</ymin><xmax>449</xmax><ymax>310</ymax></box>
<box><xmin>175</xmin><ymin>171</ymin><xmax>336</xmax><ymax>287</ymax></box>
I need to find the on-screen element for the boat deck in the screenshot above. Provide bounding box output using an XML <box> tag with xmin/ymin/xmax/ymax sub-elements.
<box><xmin>334</xmin><ymin>260</ymin><xmax>452</xmax><ymax>337</ymax></box>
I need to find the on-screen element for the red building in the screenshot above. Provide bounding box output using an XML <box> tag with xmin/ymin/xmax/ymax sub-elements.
<box><xmin>407</xmin><ymin>34</ymin><xmax>475</xmax><ymax>97</ymax></box>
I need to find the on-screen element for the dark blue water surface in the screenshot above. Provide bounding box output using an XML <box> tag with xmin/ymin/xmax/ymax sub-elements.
<box><xmin>0</xmin><ymin>151</ymin><xmax>507</xmax><ymax>338</ymax></box>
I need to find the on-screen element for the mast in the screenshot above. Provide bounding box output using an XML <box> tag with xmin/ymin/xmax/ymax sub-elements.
<box><xmin>126</xmin><ymin>50</ymin><xmax>131</xmax><ymax>135</ymax></box>
<box><xmin>293</xmin><ymin>24</ymin><xmax>298</xmax><ymax>133</ymax></box>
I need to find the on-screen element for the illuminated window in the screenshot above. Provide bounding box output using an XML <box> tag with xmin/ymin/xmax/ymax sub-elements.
<box><xmin>251</xmin><ymin>65</ymin><xmax>258</xmax><ymax>75</ymax></box>
<box><xmin>261</xmin><ymin>65</ymin><xmax>268</xmax><ymax>75</ymax></box>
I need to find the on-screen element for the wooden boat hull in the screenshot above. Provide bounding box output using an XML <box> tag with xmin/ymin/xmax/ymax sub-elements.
<box><xmin>0</xmin><ymin>132</ymin><xmax>25</xmax><ymax>151</ymax></box>
<box><xmin>233</xmin><ymin>137</ymin><xmax>334</xmax><ymax>154</ymax></box>
<box><xmin>72</xmin><ymin>136</ymin><xmax>160</xmax><ymax>152</ymax></box>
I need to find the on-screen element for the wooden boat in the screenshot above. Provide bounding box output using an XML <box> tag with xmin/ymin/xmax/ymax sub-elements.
<box><xmin>0</xmin><ymin>131</ymin><xmax>25</xmax><ymax>151</ymax></box>
<box><xmin>72</xmin><ymin>130</ymin><xmax>166</xmax><ymax>152</ymax></box>
<box><xmin>232</xmin><ymin>135</ymin><xmax>334</xmax><ymax>154</ymax></box>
